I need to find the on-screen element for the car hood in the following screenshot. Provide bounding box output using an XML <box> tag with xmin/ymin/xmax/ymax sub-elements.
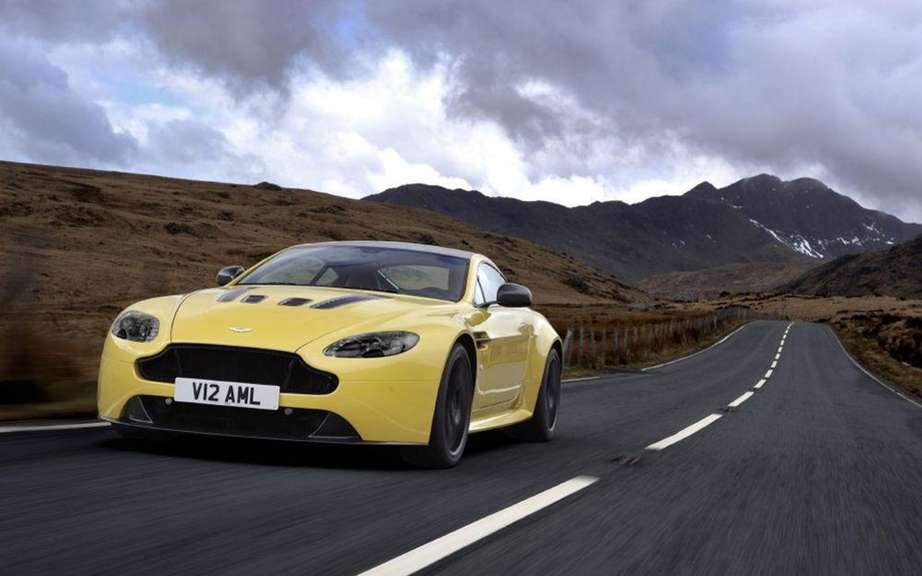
<box><xmin>170</xmin><ymin>286</ymin><xmax>443</xmax><ymax>352</ymax></box>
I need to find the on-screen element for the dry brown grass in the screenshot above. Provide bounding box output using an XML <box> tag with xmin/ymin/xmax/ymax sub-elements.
<box><xmin>0</xmin><ymin>160</ymin><xmax>645</xmax><ymax>420</ymax></box>
<box><xmin>538</xmin><ymin>303</ymin><xmax>761</xmax><ymax>373</ymax></box>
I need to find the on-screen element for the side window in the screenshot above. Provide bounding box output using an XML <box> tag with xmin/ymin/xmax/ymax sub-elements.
<box><xmin>476</xmin><ymin>263</ymin><xmax>506</xmax><ymax>305</ymax></box>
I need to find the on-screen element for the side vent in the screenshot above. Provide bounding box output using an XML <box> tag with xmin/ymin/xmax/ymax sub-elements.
<box><xmin>311</xmin><ymin>294</ymin><xmax>388</xmax><ymax>310</ymax></box>
<box><xmin>242</xmin><ymin>294</ymin><xmax>266</xmax><ymax>304</ymax></box>
<box><xmin>279</xmin><ymin>297</ymin><xmax>311</xmax><ymax>307</ymax></box>
<box><xmin>217</xmin><ymin>287</ymin><xmax>251</xmax><ymax>303</ymax></box>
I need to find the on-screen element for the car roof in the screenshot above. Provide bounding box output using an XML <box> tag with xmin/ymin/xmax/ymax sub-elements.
<box><xmin>292</xmin><ymin>240</ymin><xmax>478</xmax><ymax>260</ymax></box>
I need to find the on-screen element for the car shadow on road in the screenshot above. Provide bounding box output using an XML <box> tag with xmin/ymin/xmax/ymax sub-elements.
<box><xmin>97</xmin><ymin>429</ymin><xmax>521</xmax><ymax>471</ymax></box>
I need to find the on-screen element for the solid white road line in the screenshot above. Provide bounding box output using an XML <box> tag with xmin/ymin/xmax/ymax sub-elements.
<box><xmin>828</xmin><ymin>327</ymin><xmax>922</xmax><ymax>410</ymax></box>
<box><xmin>771</xmin><ymin>360</ymin><xmax>778</xmax><ymax>369</ymax></box>
<box><xmin>728</xmin><ymin>391</ymin><xmax>754</xmax><ymax>408</ymax></box>
<box><xmin>753</xmin><ymin>378</ymin><xmax>767</xmax><ymax>389</ymax></box>
<box><xmin>0</xmin><ymin>421</ymin><xmax>110</xmax><ymax>434</ymax></box>
<box><xmin>642</xmin><ymin>322</ymin><xmax>750</xmax><ymax>372</ymax></box>
<box><xmin>764</xmin><ymin>369</ymin><xmax>774</xmax><ymax>379</ymax></box>
<box><xmin>357</xmin><ymin>476</ymin><xmax>599</xmax><ymax>576</ymax></box>
<box><xmin>562</xmin><ymin>376</ymin><xmax>600</xmax><ymax>384</ymax></box>
<box><xmin>646</xmin><ymin>414</ymin><xmax>723</xmax><ymax>451</ymax></box>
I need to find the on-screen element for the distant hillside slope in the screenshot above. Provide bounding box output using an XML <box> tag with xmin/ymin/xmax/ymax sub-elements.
<box><xmin>686</xmin><ymin>174</ymin><xmax>922</xmax><ymax>259</ymax></box>
<box><xmin>367</xmin><ymin>177</ymin><xmax>921</xmax><ymax>292</ymax></box>
<box><xmin>0</xmin><ymin>161</ymin><xmax>642</xmax><ymax>342</ymax></box>
<box><xmin>367</xmin><ymin>182</ymin><xmax>802</xmax><ymax>282</ymax></box>
<box><xmin>781</xmin><ymin>235</ymin><xmax>922</xmax><ymax>298</ymax></box>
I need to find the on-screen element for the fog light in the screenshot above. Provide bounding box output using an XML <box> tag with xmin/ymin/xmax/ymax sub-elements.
<box><xmin>284</xmin><ymin>408</ymin><xmax>293</xmax><ymax>416</ymax></box>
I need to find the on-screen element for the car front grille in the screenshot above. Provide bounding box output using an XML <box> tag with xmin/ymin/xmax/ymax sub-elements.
<box><xmin>136</xmin><ymin>344</ymin><xmax>338</xmax><ymax>394</ymax></box>
<box><xmin>123</xmin><ymin>395</ymin><xmax>360</xmax><ymax>441</ymax></box>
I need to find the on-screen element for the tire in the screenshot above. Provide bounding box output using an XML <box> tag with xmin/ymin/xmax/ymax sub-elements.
<box><xmin>506</xmin><ymin>348</ymin><xmax>561</xmax><ymax>442</ymax></box>
<box><xmin>401</xmin><ymin>344</ymin><xmax>473</xmax><ymax>469</ymax></box>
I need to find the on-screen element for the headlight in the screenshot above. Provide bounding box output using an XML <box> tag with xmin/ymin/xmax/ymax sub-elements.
<box><xmin>324</xmin><ymin>331</ymin><xmax>419</xmax><ymax>358</ymax></box>
<box><xmin>111</xmin><ymin>311</ymin><xmax>160</xmax><ymax>342</ymax></box>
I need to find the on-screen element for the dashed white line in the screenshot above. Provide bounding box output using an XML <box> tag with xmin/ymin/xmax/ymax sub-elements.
<box><xmin>646</xmin><ymin>414</ymin><xmax>723</xmax><ymax>451</ymax></box>
<box><xmin>728</xmin><ymin>391</ymin><xmax>754</xmax><ymax>408</ymax></box>
<box><xmin>774</xmin><ymin>353</ymin><xmax>781</xmax><ymax>361</ymax></box>
<box><xmin>357</xmin><ymin>476</ymin><xmax>599</xmax><ymax>576</ymax></box>
<box><xmin>0</xmin><ymin>421</ymin><xmax>110</xmax><ymax>434</ymax></box>
<box><xmin>764</xmin><ymin>369</ymin><xmax>774</xmax><ymax>379</ymax></box>
<box><xmin>753</xmin><ymin>378</ymin><xmax>767</xmax><ymax>389</ymax></box>
<box><xmin>771</xmin><ymin>360</ymin><xmax>778</xmax><ymax>369</ymax></box>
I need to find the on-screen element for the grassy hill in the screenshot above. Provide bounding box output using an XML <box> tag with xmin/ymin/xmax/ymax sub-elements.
<box><xmin>0</xmin><ymin>160</ymin><xmax>643</xmax><ymax>415</ymax></box>
<box><xmin>781</xmin><ymin>235</ymin><xmax>922</xmax><ymax>298</ymax></box>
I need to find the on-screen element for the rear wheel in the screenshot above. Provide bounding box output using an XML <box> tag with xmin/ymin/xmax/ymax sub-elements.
<box><xmin>506</xmin><ymin>348</ymin><xmax>561</xmax><ymax>442</ymax></box>
<box><xmin>401</xmin><ymin>344</ymin><xmax>473</xmax><ymax>469</ymax></box>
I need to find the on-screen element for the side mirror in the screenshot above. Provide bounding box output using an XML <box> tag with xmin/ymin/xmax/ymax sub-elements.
<box><xmin>496</xmin><ymin>283</ymin><xmax>532</xmax><ymax>308</ymax></box>
<box><xmin>216</xmin><ymin>265</ymin><xmax>245</xmax><ymax>286</ymax></box>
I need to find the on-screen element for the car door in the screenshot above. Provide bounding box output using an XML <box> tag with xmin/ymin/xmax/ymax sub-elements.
<box><xmin>469</xmin><ymin>262</ymin><xmax>533</xmax><ymax>409</ymax></box>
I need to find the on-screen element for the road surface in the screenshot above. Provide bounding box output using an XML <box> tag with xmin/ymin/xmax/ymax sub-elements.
<box><xmin>2</xmin><ymin>321</ymin><xmax>921</xmax><ymax>575</ymax></box>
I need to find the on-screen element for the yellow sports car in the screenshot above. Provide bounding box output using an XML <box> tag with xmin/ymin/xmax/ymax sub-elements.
<box><xmin>98</xmin><ymin>241</ymin><xmax>562</xmax><ymax>467</ymax></box>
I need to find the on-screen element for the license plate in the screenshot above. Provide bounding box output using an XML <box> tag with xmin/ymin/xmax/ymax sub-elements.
<box><xmin>174</xmin><ymin>378</ymin><xmax>280</xmax><ymax>411</ymax></box>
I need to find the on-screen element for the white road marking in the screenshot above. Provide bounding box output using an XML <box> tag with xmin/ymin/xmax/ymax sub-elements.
<box><xmin>753</xmin><ymin>378</ymin><xmax>767</xmax><ymax>389</ymax></box>
<box><xmin>562</xmin><ymin>376</ymin><xmax>600</xmax><ymax>384</ymax></box>
<box><xmin>728</xmin><ymin>391</ymin><xmax>754</xmax><ymax>408</ymax></box>
<box><xmin>0</xmin><ymin>421</ymin><xmax>110</xmax><ymax>434</ymax></box>
<box><xmin>764</xmin><ymin>369</ymin><xmax>774</xmax><ymax>379</ymax></box>
<box><xmin>646</xmin><ymin>414</ymin><xmax>723</xmax><ymax>451</ymax></box>
<box><xmin>774</xmin><ymin>353</ymin><xmax>781</xmax><ymax>361</ymax></box>
<box><xmin>771</xmin><ymin>360</ymin><xmax>778</xmax><ymax>369</ymax></box>
<box><xmin>641</xmin><ymin>322</ymin><xmax>750</xmax><ymax>372</ymax></box>
<box><xmin>357</xmin><ymin>476</ymin><xmax>598</xmax><ymax>576</ymax></box>
<box><xmin>828</xmin><ymin>327</ymin><xmax>922</xmax><ymax>410</ymax></box>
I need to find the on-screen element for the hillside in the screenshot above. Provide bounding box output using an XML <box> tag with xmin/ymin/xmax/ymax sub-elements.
<box><xmin>367</xmin><ymin>177</ymin><xmax>922</xmax><ymax>295</ymax></box>
<box><xmin>686</xmin><ymin>174</ymin><xmax>921</xmax><ymax>259</ymax></box>
<box><xmin>781</xmin><ymin>235</ymin><xmax>922</xmax><ymax>298</ymax></box>
<box><xmin>0</xmin><ymin>160</ymin><xmax>642</xmax><ymax>394</ymax></box>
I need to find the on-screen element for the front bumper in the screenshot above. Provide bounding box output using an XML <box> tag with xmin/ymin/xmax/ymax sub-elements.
<box><xmin>97</xmin><ymin>349</ymin><xmax>441</xmax><ymax>445</ymax></box>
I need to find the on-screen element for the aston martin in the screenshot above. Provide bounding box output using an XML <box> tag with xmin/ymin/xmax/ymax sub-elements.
<box><xmin>98</xmin><ymin>241</ymin><xmax>562</xmax><ymax>467</ymax></box>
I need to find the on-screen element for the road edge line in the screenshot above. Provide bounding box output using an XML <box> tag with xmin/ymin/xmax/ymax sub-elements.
<box><xmin>0</xmin><ymin>421</ymin><xmax>110</xmax><ymax>434</ymax></box>
<box><xmin>827</xmin><ymin>326</ymin><xmax>922</xmax><ymax>410</ymax></box>
<box><xmin>641</xmin><ymin>322</ymin><xmax>751</xmax><ymax>372</ymax></box>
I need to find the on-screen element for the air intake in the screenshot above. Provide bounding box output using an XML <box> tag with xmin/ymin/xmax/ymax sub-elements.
<box><xmin>242</xmin><ymin>294</ymin><xmax>266</xmax><ymax>304</ymax></box>
<box><xmin>279</xmin><ymin>297</ymin><xmax>311</xmax><ymax>307</ymax></box>
<box><xmin>311</xmin><ymin>294</ymin><xmax>388</xmax><ymax>310</ymax></box>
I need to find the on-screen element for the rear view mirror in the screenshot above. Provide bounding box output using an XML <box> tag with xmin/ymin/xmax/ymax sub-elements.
<box><xmin>216</xmin><ymin>265</ymin><xmax>245</xmax><ymax>286</ymax></box>
<box><xmin>496</xmin><ymin>283</ymin><xmax>533</xmax><ymax>307</ymax></box>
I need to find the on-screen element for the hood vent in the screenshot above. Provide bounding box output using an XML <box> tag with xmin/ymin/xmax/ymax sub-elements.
<box><xmin>311</xmin><ymin>294</ymin><xmax>388</xmax><ymax>310</ymax></box>
<box><xmin>242</xmin><ymin>294</ymin><xmax>266</xmax><ymax>304</ymax></box>
<box><xmin>279</xmin><ymin>297</ymin><xmax>311</xmax><ymax>307</ymax></box>
<box><xmin>217</xmin><ymin>287</ymin><xmax>251</xmax><ymax>303</ymax></box>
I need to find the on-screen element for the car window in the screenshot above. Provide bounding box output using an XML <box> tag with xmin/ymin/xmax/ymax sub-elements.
<box><xmin>238</xmin><ymin>245</ymin><xmax>470</xmax><ymax>301</ymax></box>
<box><xmin>476</xmin><ymin>263</ymin><xmax>506</xmax><ymax>305</ymax></box>
<box><xmin>380</xmin><ymin>265</ymin><xmax>451</xmax><ymax>296</ymax></box>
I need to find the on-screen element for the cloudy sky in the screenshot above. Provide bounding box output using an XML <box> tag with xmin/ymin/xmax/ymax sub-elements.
<box><xmin>1</xmin><ymin>0</ymin><xmax>920</xmax><ymax>221</ymax></box>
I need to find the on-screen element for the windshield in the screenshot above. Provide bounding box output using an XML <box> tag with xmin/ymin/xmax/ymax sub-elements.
<box><xmin>238</xmin><ymin>245</ymin><xmax>471</xmax><ymax>302</ymax></box>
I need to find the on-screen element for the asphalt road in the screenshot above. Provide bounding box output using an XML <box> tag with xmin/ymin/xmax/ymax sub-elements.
<box><xmin>2</xmin><ymin>320</ymin><xmax>922</xmax><ymax>575</ymax></box>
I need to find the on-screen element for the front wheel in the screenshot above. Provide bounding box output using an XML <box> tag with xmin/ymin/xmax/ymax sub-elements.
<box><xmin>401</xmin><ymin>344</ymin><xmax>473</xmax><ymax>469</ymax></box>
<box><xmin>506</xmin><ymin>347</ymin><xmax>561</xmax><ymax>442</ymax></box>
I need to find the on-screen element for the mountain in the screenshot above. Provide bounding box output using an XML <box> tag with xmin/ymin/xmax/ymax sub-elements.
<box><xmin>685</xmin><ymin>174</ymin><xmax>921</xmax><ymax>259</ymax></box>
<box><xmin>781</xmin><ymin>234</ymin><xmax>922</xmax><ymax>298</ymax></box>
<box><xmin>367</xmin><ymin>177</ymin><xmax>922</xmax><ymax>294</ymax></box>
